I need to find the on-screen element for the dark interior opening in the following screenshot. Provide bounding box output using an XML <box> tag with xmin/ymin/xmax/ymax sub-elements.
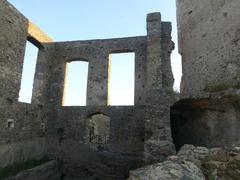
<box><xmin>170</xmin><ymin>103</ymin><xmax>206</xmax><ymax>151</ymax></box>
<box><xmin>170</xmin><ymin>97</ymin><xmax>240</xmax><ymax>151</ymax></box>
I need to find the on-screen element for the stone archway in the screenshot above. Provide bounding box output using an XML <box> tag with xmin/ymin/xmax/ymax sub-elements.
<box><xmin>86</xmin><ymin>113</ymin><xmax>110</xmax><ymax>144</ymax></box>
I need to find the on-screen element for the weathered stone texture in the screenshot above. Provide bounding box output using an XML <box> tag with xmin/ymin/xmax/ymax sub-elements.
<box><xmin>128</xmin><ymin>160</ymin><xmax>205</xmax><ymax>180</ymax></box>
<box><xmin>47</xmin><ymin>106</ymin><xmax>145</xmax><ymax>179</ymax></box>
<box><xmin>0</xmin><ymin>138</ymin><xmax>47</xmax><ymax>169</ymax></box>
<box><xmin>86</xmin><ymin>113</ymin><xmax>110</xmax><ymax>144</ymax></box>
<box><xmin>28</xmin><ymin>21</ymin><xmax>53</xmax><ymax>44</ymax></box>
<box><xmin>171</xmin><ymin>94</ymin><xmax>240</xmax><ymax>150</ymax></box>
<box><xmin>129</xmin><ymin>144</ymin><xmax>240</xmax><ymax>180</ymax></box>
<box><xmin>174</xmin><ymin>0</ymin><xmax>240</xmax><ymax>154</ymax></box>
<box><xmin>42</xmin><ymin>13</ymin><xmax>175</xmax><ymax>178</ymax></box>
<box><xmin>177</xmin><ymin>0</ymin><xmax>240</xmax><ymax>95</ymax></box>
<box><xmin>49</xmin><ymin>36</ymin><xmax>147</xmax><ymax>106</ymax></box>
<box><xmin>0</xmin><ymin>1</ymin><xmax>176</xmax><ymax>179</ymax></box>
<box><xmin>144</xmin><ymin>13</ymin><xmax>175</xmax><ymax>163</ymax></box>
<box><xmin>4</xmin><ymin>0</ymin><xmax>240</xmax><ymax>178</ymax></box>
<box><xmin>0</xmin><ymin>0</ymin><xmax>51</xmax><ymax>172</ymax></box>
<box><xmin>178</xmin><ymin>144</ymin><xmax>240</xmax><ymax>180</ymax></box>
<box><xmin>6</xmin><ymin>160</ymin><xmax>62</xmax><ymax>180</ymax></box>
<box><xmin>0</xmin><ymin>0</ymin><xmax>28</xmax><ymax>103</ymax></box>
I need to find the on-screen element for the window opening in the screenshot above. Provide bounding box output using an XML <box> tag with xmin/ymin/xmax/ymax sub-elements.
<box><xmin>108</xmin><ymin>52</ymin><xmax>135</xmax><ymax>105</ymax></box>
<box><xmin>62</xmin><ymin>61</ymin><xmax>89</xmax><ymax>106</ymax></box>
<box><xmin>18</xmin><ymin>41</ymin><xmax>39</xmax><ymax>103</ymax></box>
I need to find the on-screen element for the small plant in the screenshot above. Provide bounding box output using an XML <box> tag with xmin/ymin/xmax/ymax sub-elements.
<box><xmin>209</xmin><ymin>174</ymin><xmax>217</xmax><ymax>180</ymax></box>
<box><xmin>201</xmin><ymin>160</ymin><xmax>217</xmax><ymax>180</ymax></box>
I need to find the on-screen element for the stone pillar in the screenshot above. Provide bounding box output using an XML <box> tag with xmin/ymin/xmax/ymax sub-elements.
<box><xmin>87</xmin><ymin>53</ymin><xmax>108</xmax><ymax>106</ymax></box>
<box><xmin>32</xmin><ymin>46</ymin><xmax>53</xmax><ymax>106</ymax></box>
<box><xmin>143</xmin><ymin>12</ymin><xmax>175</xmax><ymax>164</ymax></box>
<box><xmin>146</xmin><ymin>12</ymin><xmax>162</xmax><ymax>98</ymax></box>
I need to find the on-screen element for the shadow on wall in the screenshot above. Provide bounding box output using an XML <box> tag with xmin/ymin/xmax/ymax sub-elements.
<box><xmin>85</xmin><ymin>113</ymin><xmax>110</xmax><ymax>144</ymax></box>
<box><xmin>170</xmin><ymin>98</ymin><xmax>240</xmax><ymax>151</ymax></box>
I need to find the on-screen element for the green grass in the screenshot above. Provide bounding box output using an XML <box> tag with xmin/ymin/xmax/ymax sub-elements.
<box><xmin>201</xmin><ymin>160</ymin><xmax>217</xmax><ymax>180</ymax></box>
<box><xmin>0</xmin><ymin>156</ymin><xmax>50</xmax><ymax>179</ymax></box>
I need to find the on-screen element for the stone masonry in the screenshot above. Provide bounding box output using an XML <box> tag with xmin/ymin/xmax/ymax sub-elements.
<box><xmin>0</xmin><ymin>0</ymin><xmax>175</xmax><ymax>179</ymax></box>
<box><xmin>177</xmin><ymin>0</ymin><xmax>240</xmax><ymax>95</ymax></box>
<box><xmin>2</xmin><ymin>0</ymin><xmax>240</xmax><ymax>179</ymax></box>
<box><xmin>173</xmin><ymin>0</ymin><xmax>240</xmax><ymax>150</ymax></box>
<box><xmin>0</xmin><ymin>0</ymin><xmax>52</xmax><ymax>172</ymax></box>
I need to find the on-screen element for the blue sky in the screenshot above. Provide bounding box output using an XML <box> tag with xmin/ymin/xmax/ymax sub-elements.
<box><xmin>63</xmin><ymin>61</ymin><xmax>89</xmax><ymax>106</ymax></box>
<box><xmin>10</xmin><ymin>0</ymin><xmax>182</xmax><ymax>105</ymax></box>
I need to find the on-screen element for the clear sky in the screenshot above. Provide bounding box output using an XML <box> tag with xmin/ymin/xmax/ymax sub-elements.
<box><xmin>9</xmin><ymin>0</ymin><xmax>182</xmax><ymax>105</ymax></box>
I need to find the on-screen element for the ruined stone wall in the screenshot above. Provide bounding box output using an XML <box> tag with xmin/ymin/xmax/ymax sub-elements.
<box><xmin>143</xmin><ymin>13</ymin><xmax>175</xmax><ymax>164</ymax></box>
<box><xmin>174</xmin><ymin>0</ymin><xmax>240</xmax><ymax>150</ymax></box>
<box><xmin>0</xmin><ymin>0</ymin><xmax>52</xmax><ymax>169</ymax></box>
<box><xmin>177</xmin><ymin>0</ymin><xmax>240</xmax><ymax>95</ymax></box>
<box><xmin>0</xmin><ymin>1</ymin><xmax>175</xmax><ymax>178</ymax></box>
<box><xmin>42</xmin><ymin>13</ymin><xmax>175</xmax><ymax>179</ymax></box>
<box><xmin>171</xmin><ymin>96</ymin><xmax>240</xmax><ymax>150</ymax></box>
<box><xmin>47</xmin><ymin>106</ymin><xmax>145</xmax><ymax>179</ymax></box>
<box><xmin>5</xmin><ymin>160</ymin><xmax>61</xmax><ymax>180</ymax></box>
<box><xmin>44</xmin><ymin>37</ymin><xmax>149</xmax><ymax>179</ymax></box>
<box><xmin>48</xmin><ymin>36</ymin><xmax>147</xmax><ymax>106</ymax></box>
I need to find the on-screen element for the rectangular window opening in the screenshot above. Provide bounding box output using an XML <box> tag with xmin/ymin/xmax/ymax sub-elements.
<box><xmin>18</xmin><ymin>41</ymin><xmax>39</xmax><ymax>103</ymax></box>
<box><xmin>108</xmin><ymin>52</ymin><xmax>135</xmax><ymax>106</ymax></box>
<box><xmin>62</xmin><ymin>61</ymin><xmax>89</xmax><ymax>106</ymax></box>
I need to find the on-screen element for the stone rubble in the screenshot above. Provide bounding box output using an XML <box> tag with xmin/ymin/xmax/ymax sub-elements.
<box><xmin>128</xmin><ymin>144</ymin><xmax>240</xmax><ymax>180</ymax></box>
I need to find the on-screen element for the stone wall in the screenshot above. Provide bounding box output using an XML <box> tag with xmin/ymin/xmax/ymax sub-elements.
<box><xmin>47</xmin><ymin>106</ymin><xmax>145</xmax><ymax>179</ymax></box>
<box><xmin>48</xmin><ymin>36</ymin><xmax>147</xmax><ymax>106</ymax></box>
<box><xmin>174</xmin><ymin>0</ymin><xmax>240</xmax><ymax>151</ymax></box>
<box><xmin>43</xmin><ymin>12</ymin><xmax>175</xmax><ymax>179</ymax></box>
<box><xmin>143</xmin><ymin>13</ymin><xmax>175</xmax><ymax>164</ymax></box>
<box><xmin>171</xmin><ymin>95</ymin><xmax>240</xmax><ymax>150</ymax></box>
<box><xmin>0</xmin><ymin>0</ymin><xmax>52</xmax><ymax>169</ymax></box>
<box><xmin>177</xmin><ymin>0</ymin><xmax>240</xmax><ymax>95</ymax></box>
<box><xmin>0</xmin><ymin>1</ymin><xmax>175</xmax><ymax>179</ymax></box>
<box><xmin>6</xmin><ymin>160</ymin><xmax>61</xmax><ymax>180</ymax></box>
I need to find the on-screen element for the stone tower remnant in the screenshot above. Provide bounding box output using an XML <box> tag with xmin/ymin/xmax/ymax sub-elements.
<box><xmin>172</xmin><ymin>0</ymin><xmax>240</xmax><ymax>150</ymax></box>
